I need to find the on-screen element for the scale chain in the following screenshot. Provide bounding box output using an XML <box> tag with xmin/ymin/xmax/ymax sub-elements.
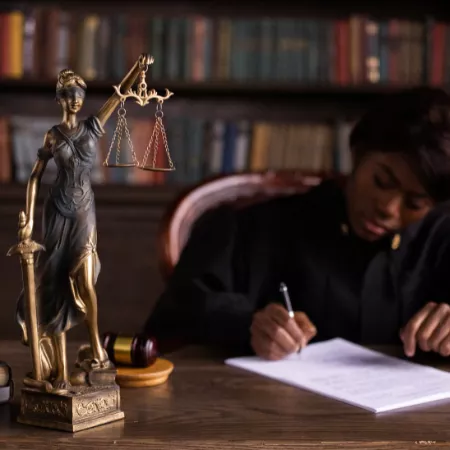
<box><xmin>104</xmin><ymin>57</ymin><xmax>175</xmax><ymax>171</ymax></box>
<box><xmin>159</xmin><ymin>116</ymin><xmax>174</xmax><ymax>169</ymax></box>
<box><xmin>151</xmin><ymin>122</ymin><xmax>159</xmax><ymax>169</ymax></box>
<box><xmin>115</xmin><ymin>113</ymin><xmax>123</xmax><ymax>165</ymax></box>
<box><xmin>104</xmin><ymin>100</ymin><xmax>138</xmax><ymax>166</ymax></box>
<box><xmin>141</xmin><ymin>122</ymin><xmax>155</xmax><ymax>168</ymax></box>
<box><xmin>140</xmin><ymin>103</ymin><xmax>174</xmax><ymax>170</ymax></box>
<box><xmin>122</xmin><ymin>111</ymin><xmax>138</xmax><ymax>165</ymax></box>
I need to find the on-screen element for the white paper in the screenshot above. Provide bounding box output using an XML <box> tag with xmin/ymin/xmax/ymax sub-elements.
<box><xmin>225</xmin><ymin>338</ymin><xmax>450</xmax><ymax>413</ymax></box>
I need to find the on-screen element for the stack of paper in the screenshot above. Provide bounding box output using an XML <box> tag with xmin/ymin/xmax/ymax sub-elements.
<box><xmin>225</xmin><ymin>338</ymin><xmax>450</xmax><ymax>413</ymax></box>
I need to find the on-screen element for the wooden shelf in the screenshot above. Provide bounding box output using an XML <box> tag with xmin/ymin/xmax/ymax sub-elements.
<box><xmin>0</xmin><ymin>182</ymin><xmax>184</xmax><ymax>208</ymax></box>
<box><xmin>0</xmin><ymin>79</ymin><xmax>443</xmax><ymax>100</ymax></box>
<box><xmin>2</xmin><ymin>0</ymin><xmax>449</xmax><ymax>19</ymax></box>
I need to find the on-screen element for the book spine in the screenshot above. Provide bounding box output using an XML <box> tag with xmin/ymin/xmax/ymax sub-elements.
<box><xmin>0</xmin><ymin>360</ymin><xmax>12</xmax><ymax>386</ymax></box>
<box><xmin>0</xmin><ymin>381</ymin><xmax>14</xmax><ymax>404</ymax></box>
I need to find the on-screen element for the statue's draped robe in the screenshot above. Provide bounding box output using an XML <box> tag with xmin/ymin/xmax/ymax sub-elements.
<box><xmin>17</xmin><ymin>115</ymin><xmax>105</xmax><ymax>343</ymax></box>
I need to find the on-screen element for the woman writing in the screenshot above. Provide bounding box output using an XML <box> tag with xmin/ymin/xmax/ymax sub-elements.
<box><xmin>145</xmin><ymin>87</ymin><xmax>450</xmax><ymax>361</ymax></box>
<box><xmin>16</xmin><ymin>54</ymin><xmax>152</xmax><ymax>390</ymax></box>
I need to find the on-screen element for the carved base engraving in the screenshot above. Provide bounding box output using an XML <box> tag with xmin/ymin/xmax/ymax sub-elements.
<box><xmin>18</xmin><ymin>385</ymin><xmax>125</xmax><ymax>432</ymax></box>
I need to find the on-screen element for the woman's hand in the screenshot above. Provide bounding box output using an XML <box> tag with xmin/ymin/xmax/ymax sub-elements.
<box><xmin>400</xmin><ymin>302</ymin><xmax>450</xmax><ymax>357</ymax></box>
<box><xmin>18</xmin><ymin>211</ymin><xmax>33</xmax><ymax>242</ymax></box>
<box><xmin>250</xmin><ymin>303</ymin><xmax>317</xmax><ymax>360</ymax></box>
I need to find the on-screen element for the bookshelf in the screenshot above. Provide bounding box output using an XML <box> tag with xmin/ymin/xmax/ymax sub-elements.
<box><xmin>0</xmin><ymin>79</ymin><xmax>427</xmax><ymax>97</ymax></box>
<box><xmin>0</xmin><ymin>0</ymin><xmax>450</xmax><ymax>338</ymax></box>
<box><xmin>0</xmin><ymin>79</ymin><xmax>414</xmax><ymax>119</ymax></box>
<box><xmin>2</xmin><ymin>1</ymin><xmax>450</xmax><ymax>188</ymax></box>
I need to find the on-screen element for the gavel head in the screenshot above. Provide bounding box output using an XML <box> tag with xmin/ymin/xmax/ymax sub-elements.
<box><xmin>101</xmin><ymin>332</ymin><xmax>158</xmax><ymax>368</ymax></box>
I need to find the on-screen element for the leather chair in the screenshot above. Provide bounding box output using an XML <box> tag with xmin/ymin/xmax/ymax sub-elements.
<box><xmin>158</xmin><ymin>170</ymin><xmax>337</xmax><ymax>280</ymax></box>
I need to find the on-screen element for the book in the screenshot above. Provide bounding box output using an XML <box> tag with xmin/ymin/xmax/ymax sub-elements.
<box><xmin>0</xmin><ymin>382</ymin><xmax>13</xmax><ymax>404</ymax></box>
<box><xmin>225</xmin><ymin>338</ymin><xmax>450</xmax><ymax>413</ymax></box>
<box><xmin>0</xmin><ymin>361</ymin><xmax>11</xmax><ymax>387</ymax></box>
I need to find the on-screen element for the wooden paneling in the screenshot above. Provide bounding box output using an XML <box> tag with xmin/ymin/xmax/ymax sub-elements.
<box><xmin>0</xmin><ymin>183</ymin><xmax>182</xmax><ymax>340</ymax></box>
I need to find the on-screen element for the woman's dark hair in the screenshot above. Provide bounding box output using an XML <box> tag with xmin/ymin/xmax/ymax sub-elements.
<box><xmin>350</xmin><ymin>87</ymin><xmax>450</xmax><ymax>202</ymax></box>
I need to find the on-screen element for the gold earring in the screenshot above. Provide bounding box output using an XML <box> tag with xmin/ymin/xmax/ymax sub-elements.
<box><xmin>391</xmin><ymin>234</ymin><xmax>401</xmax><ymax>250</ymax></box>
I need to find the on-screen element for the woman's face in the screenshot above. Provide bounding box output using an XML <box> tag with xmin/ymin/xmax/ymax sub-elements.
<box><xmin>346</xmin><ymin>151</ymin><xmax>435</xmax><ymax>242</ymax></box>
<box><xmin>58</xmin><ymin>86</ymin><xmax>85</xmax><ymax>114</ymax></box>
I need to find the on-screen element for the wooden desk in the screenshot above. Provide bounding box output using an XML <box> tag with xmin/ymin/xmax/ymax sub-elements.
<box><xmin>0</xmin><ymin>341</ymin><xmax>450</xmax><ymax>449</ymax></box>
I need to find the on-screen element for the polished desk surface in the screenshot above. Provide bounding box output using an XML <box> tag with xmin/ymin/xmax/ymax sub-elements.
<box><xmin>1</xmin><ymin>341</ymin><xmax>450</xmax><ymax>449</ymax></box>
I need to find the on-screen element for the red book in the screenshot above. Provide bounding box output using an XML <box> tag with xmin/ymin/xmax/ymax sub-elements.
<box><xmin>431</xmin><ymin>22</ymin><xmax>446</xmax><ymax>86</ymax></box>
<box><xmin>0</xmin><ymin>13</ymin><xmax>10</xmax><ymax>77</ymax></box>
<box><xmin>335</xmin><ymin>19</ymin><xmax>350</xmax><ymax>85</ymax></box>
<box><xmin>388</xmin><ymin>19</ymin><xmax>400</xmax><ymax>84</ymax></box>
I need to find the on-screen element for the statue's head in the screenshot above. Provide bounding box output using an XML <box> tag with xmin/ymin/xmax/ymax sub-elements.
<box><xmin>55</xmin><ymin>69</ymin><xmax>87</xmax><ymax>114</ymax></box>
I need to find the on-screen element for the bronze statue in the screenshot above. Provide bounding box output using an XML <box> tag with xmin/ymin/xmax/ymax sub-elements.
<box><xmin>7</xmin><ymin>53</ymin><xmax>174</xmax><ymax>432</ymax></box>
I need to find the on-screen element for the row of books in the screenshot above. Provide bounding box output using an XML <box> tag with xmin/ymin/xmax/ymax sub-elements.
<box><xmin>0</xmin><ymin>8</ymin><xmax>449</xmax><ymax>85</ymax></box>
<box><xmin>0</xmin><ymin>114</ymin><xmax>354</xmax><ymax>186</ymax></box>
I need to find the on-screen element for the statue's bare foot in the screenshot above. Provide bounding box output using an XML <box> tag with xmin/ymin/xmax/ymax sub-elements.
<box><xmin>53</xmin><ymin>379</ymin><xmax>71</xmax><ymax>391</ymax></box>
<box><xmin>88</xmin><ymin>357</ymin><xmax>114</xmax><ymax>371</ymax></box>
<box><xmin>78</xmin><ymin>357</ymin><xmax>113</xmax><ymax>373</ymax></box>
<box><xmin>76</xmin><ymin>346</ymin><xmax>114</xmax><ymax>372</ymax></box>
<box><xmin>90</xmin><ymin>348</ymin><xmax>113</xmax><ymax>370</ymax></box>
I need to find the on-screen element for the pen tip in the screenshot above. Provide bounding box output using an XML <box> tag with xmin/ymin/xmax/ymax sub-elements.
<box><xmin>279</xmin><ymin>282</ymin><xmax>286</xmax><ymax>291</ymax></box>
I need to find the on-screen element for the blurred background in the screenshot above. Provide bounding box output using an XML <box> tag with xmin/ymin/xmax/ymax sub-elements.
<box><xmin>0</xmin><ymin>0</ymin><xmax>449</xmax><ymax>340</ymax></box>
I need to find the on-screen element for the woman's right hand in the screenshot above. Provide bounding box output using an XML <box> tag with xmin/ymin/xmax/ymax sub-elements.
<box><xmin>18</xmin><ymin>211</ymin><xmax>33</xmax><ymax>242</ymax></box>
<box><xmin>250</xmin><ymin>303</ymin><xmax>317</xmax><ymax>360</ymax></box>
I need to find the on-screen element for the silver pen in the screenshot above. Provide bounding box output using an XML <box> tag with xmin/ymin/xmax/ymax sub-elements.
<box><xmin>279</xmin><ymin>282</ymin><xmax>294</xmax><ymax>318</ymax></box>
<box><xmin>280</xmin><ymin>281</ymin><xmax>303</xmax><ymax>353</ymax></box>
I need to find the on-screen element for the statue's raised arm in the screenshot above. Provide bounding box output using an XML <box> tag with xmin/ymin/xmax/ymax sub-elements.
<box><xmin>96</xmin><ymin>53</ymin><xmax>154</xmax><ymax>127</ymax></box>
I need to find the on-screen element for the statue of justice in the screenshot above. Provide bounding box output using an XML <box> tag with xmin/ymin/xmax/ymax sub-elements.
<box><xmin>7</xmin><ymin>53</ymin><xmax>174</xmax><ymax>432</ymax></box>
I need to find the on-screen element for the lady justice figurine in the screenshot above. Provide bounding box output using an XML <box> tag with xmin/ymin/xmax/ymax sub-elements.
<box><xmin>7</xmin><ymin>53</ymin><xmax>174</xmax><ymax>432</ymax></box>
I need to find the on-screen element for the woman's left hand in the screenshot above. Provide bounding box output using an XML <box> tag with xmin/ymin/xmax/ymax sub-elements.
<box><xmin>400</xmin><ymin>302</ymin><xmax>450</xmax><ymax>357</ymax></box>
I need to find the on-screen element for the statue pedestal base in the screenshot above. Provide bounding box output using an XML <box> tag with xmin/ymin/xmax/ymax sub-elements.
<box><xmin>17</xmin><ymin>384</ymin><xmax>125</xmax><ymax>432</ymax></box>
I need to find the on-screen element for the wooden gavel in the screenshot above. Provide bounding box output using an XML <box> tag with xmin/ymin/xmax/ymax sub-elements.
<box><xmin>102</xmin><ymin>332</ymin><xmax>158</xmax><ymax>368</ymax></box>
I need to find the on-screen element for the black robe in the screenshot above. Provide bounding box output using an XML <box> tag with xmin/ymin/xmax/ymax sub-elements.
<box><xmin>144</xmin><ymin>179</ymin><xmax>450</xmax><ymax>354</ymax></box>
